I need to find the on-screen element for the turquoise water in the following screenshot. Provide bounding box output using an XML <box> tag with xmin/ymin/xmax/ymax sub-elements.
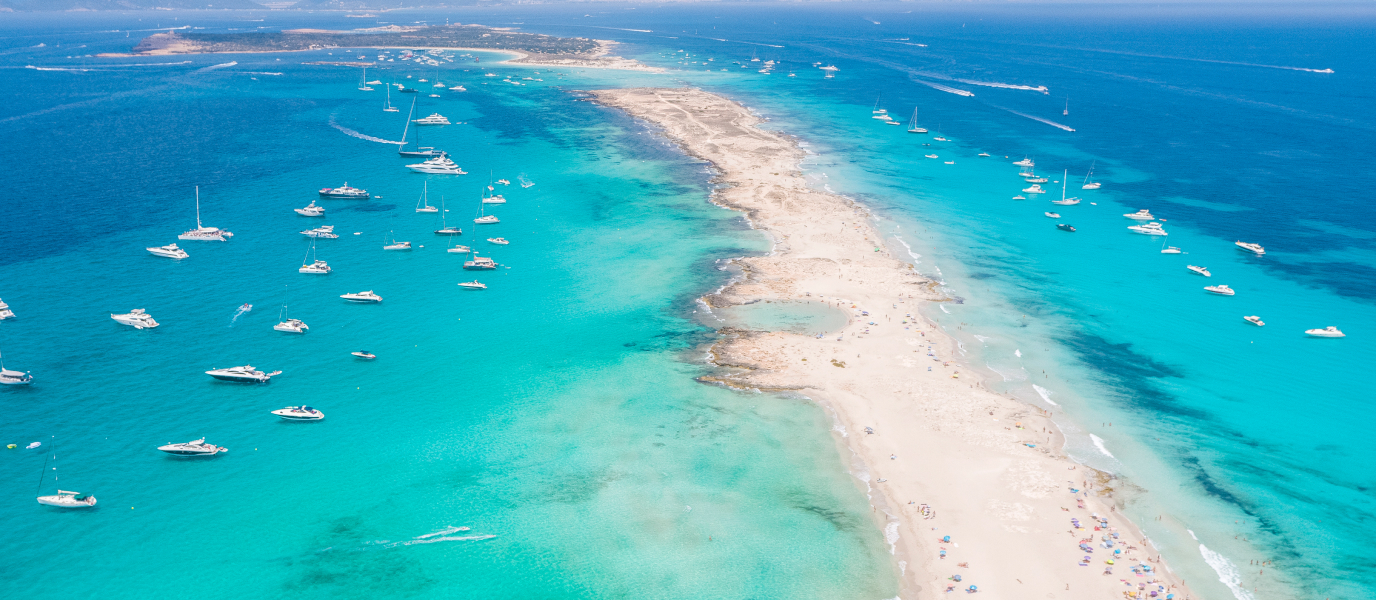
<box><xmin>3</xmin><ymin>5</ymin><xmax>1376</xmax><ymax>599</ymax></box>
<box><xmin>705</xmin><ymin>300</ymin><xmax>851</xmax><ymax>336</ymax></box>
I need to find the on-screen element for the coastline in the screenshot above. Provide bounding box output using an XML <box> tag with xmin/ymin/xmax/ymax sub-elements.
<box><xmin>590</xmin><ymin>87</ymin><xmax>1197</xmax><ymax>600</ymax></box>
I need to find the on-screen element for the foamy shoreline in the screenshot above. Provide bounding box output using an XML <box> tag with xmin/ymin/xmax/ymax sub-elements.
<box><xmin>590</xmin><ymin>87</ymin><xmax>1196</xmax><ymax>600</ymax></box>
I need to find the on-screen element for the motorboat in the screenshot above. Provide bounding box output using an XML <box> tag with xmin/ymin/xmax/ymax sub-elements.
<box><xmin>157</xmin><ymin>438</ymin><xmax>227</xmax><ymax>457</ymax></box>
<box><xmin>447</xmin><ymin>244</ymin><xmax>472</xmax><ymax>254</ymax></box>
<box><xmin>978</xmin><ymin>152</ymin><xmax>990</xmax><ymax>157</ymax></box>
<box><xmin>1204</xmin><ymin>284</ymin><xmax>1235</xmax><ymax>296</ymax></box>
<box><xmin>296</xmin><ymin>201</ymin><xmax>326</xmax><ymax>217</ymax></box>
<box><xmin>1057</xmin><ymin>224</ymin><xmax>1076</xmax><ymax>232</ymax></box>
<box><xmin>147</xmin><ymin>243</ymin><xmax>189</xmax><ymax>259</ymax></box>
<box><xmin>463</xmin><ymin>255</ymin><xmax>498</xmax><ymax>270</ymax></box>
<box><xmin>487</xmin><ymin>237</ymin><xmax>509</xmax><ymax>245</ymax></box>
<box><xmin>1161</xmin><ymin>246</ymin><xmax>1182</xmax><ymax>254</ymax></box>
<box><xmin>1244</xmin><ymin>316</ymin><xmax>1265</xmax><ymax>327</ymax></box>
<box><xmin>449</xmin><ymin>85</ymin><xmax>466</xmax><ymax>91</ymax></box>
<box><xmin>179</xmin><ymin>187</ymin><xmax>233</xmax><ymax>241</ymax></box>
<box><xmin>37</xmin><ymin>490</ymin><xmax>96</xmax><ymax>508</ymax></box>
<box><xmin>318</xmin><ymin>183</ymin><xmax>369</xmax><ymax>199</ymax></box>
<box><xmin>1024</xmin><ymin>177</ymin><xmax>1049</xmax><ymax>183</ymax></box>
<box><xmin>1018</xmin><ymin>170</ymin><xmax>1036</xmax><ymax>178</ymax></box>
<box><xmin>924</xmin><ymin>154</ymin><xmax>938</xmax><ymax>159</ymax></box>
<box><xmin>820</xmin><ymin>65</ymin><xmax>839</xmax><ymax>71</ymax></box>
<box><xmin>1022</xmin><ymin>185</ymin><xmax>1045</xmax><ymax>194</ymax></box>
<box><xmin>384</xmin><ymin>240</ymin><xmax>412</xmax><ymax>250</ymax></box>
<box><xmin>0</xmin><ymin>298</ymin><xmax>11</xmax><ymax>320</ymax></box>
<box><xmin>301</xmin><ymin>225</ymin><xmax>339</xmax><ymax>239</ymax></box>
<box><xmin>933</xmin><ymin>136</ymin><xmax>948</xmax><ymax>142</ymax></box>
<box><xmin>944</xmin><ymin>161</ymin><xmax>955</xmax><ymax>165</ymax></box>
<box><xmin>1128</xmin><ymin>222</ymin><xmax>1168</xmax><ymax>236</ymax></box>
<box><xmin>299</xmin><ymin>239</ymin><xmax>330</xmax><ymax>274</ymax></box>
<box><xmin>1124</xmin><ymin>209</ymin><xmax>1154</xmax><ymax>221</ymax></box>
<box><xmin>272</xmin><ymin>406</ymin><xmax>324</xmax><ymax>421</ymax></box>
<box><xmin>407</xmin><ymin>155</ymin><xmax>467</xmax><ymax>175</ymax></box>
<box><xmin>1012</xmin><ymin>195</ymin><xmax>1026</xmax><ymax>201</ymax></box>
<box><xmin>458</xmin><ymin>280</ymin><xmax>487</xmax><ymax>290</ymax></box>
<box><xmin>1014</xmin><ymin>158</ymin><xmax>1035</xmax><ymax>167</ymax></box>
<box><xmin>1305</xmin><ymin>326</ymin><xmax>1345</xmax><ymax>338</ymax></box>
<box><xmin>496</xmin><ymin>179</ymin><xmax>511</xmax><ymax>186</ymax></box>
<box><xmin>1236</xmin><ymin>241</ymin><xmax>1265</xmax><ymax>255</ymax></box>
<box><xmin>1187</xmin><ymin>265</ymin><xmax>1211</xmax><ymax>277</ymax></box>
<box><xmin>483</xmin><ymin>192</ymin><xmax>506</xmax><ymax>204</ymax></box>
<box><xmin>340</xmin><ymin>290</ymin><xmax>383</xmax><ymax>303</ymax></box>
<box><xmin>352</xmin><ymin>351</ymin><xmax>377</xmax><ymax>360</ymax></box>
<box><xmin>206</xmin><ymin>365</ymin><xmax>280</xmax><ymax>383</ymax></box>
<box><xmin>111</xmin><ymin>309</ymin><xmax>159</xmax><ymax>329</ymax></box>
<box><xmin>413</xmin><ymin>113</ymin><xmax>450</xmax><ymax>125</ymax></box>
<box><xmin>1044</xmin><ymin>212</ymin><xmax>1060</xmax><ymax>219</ymax></box>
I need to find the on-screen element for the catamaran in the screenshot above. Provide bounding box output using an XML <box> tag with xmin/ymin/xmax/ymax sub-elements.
<box><xmin>179</xmin><ymin>187</ymin><xmax>233</xmax><ymax>241</ymax></box>
<box><xmin>906</xmin><ymin>107</ymin><xmax>927</xmax><ymax>134</ymax></box>
<box><xmin>299</xmin><ymin>239</ymin><xmax>331</xmax><ymax>274</ymax></box>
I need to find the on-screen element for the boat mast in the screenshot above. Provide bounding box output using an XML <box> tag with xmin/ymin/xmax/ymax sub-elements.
<box><xmin>35</xmin><ymin>435</ymin><xmax>52</xmax><ymax>495</ymax></box>
<box><xmin>398</xmin><ymin>98</ymin><xmax>415</xmax><ymax>149</ymax></box>
<box><xmin>1062</xmin><ymin>170</ymin><xmax>1067</xmax><ymax>201</ymax></box>
<box><xmin>195</xmin><ymin>186</ymin><xmax>202</xmax><ymax>229</ymax></box>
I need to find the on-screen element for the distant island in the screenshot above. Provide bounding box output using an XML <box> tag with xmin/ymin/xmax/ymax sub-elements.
<box><xmin>103</xmin><ymin>24</ymin><xmax>657</xmax><ymax>71</ymax></box>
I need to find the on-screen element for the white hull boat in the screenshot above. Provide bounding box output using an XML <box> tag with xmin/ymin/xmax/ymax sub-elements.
<box><xmin>158</xmin><ymin>438</ymin><xmax>227</xmax><ymax>457</ymax></box>
<box><xmin>1305</xmin><ymin>326</ymin><xmax>1344</xmax><ymax>338</ymax></box>
<box><xmin>272</xmin><ymin>406</ymin><xmax>324</xmax><ymax>421</ymax></box>
<box><xmin>206</xmin><ymin>365</ymin><xmax>279</xmax><ymax>383</ymax></box>
<box><xmin>38</xmin><ymin>491</ymin><xmax>96</xmax><ymax>508</ymax></box>
<box><xmin>1236</xmin><ymin>241</ymin><xmax>1265</xmax><ymax>255</ymax></box>
<box><xmin>340</xmin><ymin>291</ymin><xmax>383</xmax><ymax>303</ymax></box>
<box><xmin>147</xmin><ymin>244</ymin><xmax>189</xmax><ymax>259</ymax></box>
<box><xmin>1205</xmin><ymin>285</ymin><xmax>1235</xmax><ymax>296</ymax></box>
<box><xmin>111</xmin><ymin>309</ymin><xmax>159</xmax><ymax>329</ymax></box>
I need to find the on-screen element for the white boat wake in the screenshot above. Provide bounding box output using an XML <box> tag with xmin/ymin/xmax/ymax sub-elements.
<box><xmin>955</xmin><ymin>79</ymin><xmax>1048</xmax><ymax>93</ymax></box>
<box><xmin>329</xmin><ymin>115</ymin><xmax>404</xmax><ymax>145</ymax></box>
<box><xmin>907</xmin><ymin>74</ymin><xmax>975</xmax><ymax>97</ymax></box>
<box><xmin>229</xmin><ymin>304</ymin><xmax>251</xmax><ymax>326</ymax></box>
<box><xmin>194</xmin><ymin>61</ymin><xmax>237</xmax><ymax>73</ymax></box>
<box><xmin>993</xmin><ymin>105</ymin><xmax>1076</xmax><ymax>132</ymax></box>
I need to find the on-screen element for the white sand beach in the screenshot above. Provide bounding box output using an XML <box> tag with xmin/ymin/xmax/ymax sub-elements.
<box><xmin>591</xmin><ymin>87</ymin><xmax>1195</xmax><ymax>600</ymax></box>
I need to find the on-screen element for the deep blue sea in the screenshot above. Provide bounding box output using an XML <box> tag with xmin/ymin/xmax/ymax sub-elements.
<box><xmin>1</xmin><ymin>4</ymin><xmax>1373</xmax><ymax>599</ymax></box>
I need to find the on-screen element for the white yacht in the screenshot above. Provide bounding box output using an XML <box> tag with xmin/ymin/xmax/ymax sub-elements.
<box><xmin>352</xmin><ymin>351</ymin><xmax>377</xmax><ymax>360</ymax></box>
<box><xmin>301</xmin><ymin>225</ymin><xmax>339</xmax><ymax>239</ymax></box>
<box><xmin>318</xmin><ymin>183</ymin><xmax>370</xmax><ymax>199</ymax></box>
<box><xmin>463</xmin><ymin>254</ymin><xmax>497</xmax><ymax>270</ymax></box>
<box><xmin>0</xmin><ymin>298</ymin><xmax>13</xmax><ymax>320</ymax></box>
<box><xmin>1305</xmin><ymin>326</ymin><xmax>1345</xmax><ymax>338</ymax></box>
<box><xmin>1024</xmin><ymin>176</ymin><xmax>1049</xmax><ymax>183</ymax></box>
<box><xmin>1244</xmin><ymin>315</ymin><xmax>1265</xmax><ymax>327</ymax></box>
<box><xmin>206</xmin><ymin>365</ymin><xmax>280</xmax><ymax>383</ymax></box>
<box><xmin>1204</xmin><ymin>284</ymin><xmax>1235</xmax><ymax>296</ymax></box>
<box><xmin>0</xmin><ymin>350</ymin><xmax>31</xmax><ymax>385</ymax></box>
<box><xmin>340</xmin><ymin>290</ymin><xmax>383</xmax><ymax>303</ymax></box>
<box><xmin>1014</xmin><ymin>158</ymin><xmax>1035</xmax><ymax>167</ymax></box>
<box><xmin>474</xmin><ymin>215</ymin><xmax>499</xmax><ymax>224</ymax></box>
<box><xmin>273</xmin><ymin>306</ymin><xmax>308</xmax><ymax>333</ymax></box>
<box><xmin>458</xmin><ymin>280</ymin><xmax>487</xmax><ymax>290</ymax></box>
<box><xmin>37</xmin><ymin>490</ymin><xmax>96</xmax><ymax>508</ymax></box>
<box><xmin>1187</xmin><ymin>265</ymin><xmax>1211</xmax><ymax>277</ymax></box>
<box><xmin>1012</xmin><ymin>195</ymin><xmax>1026</xmax><ymax>201</ymax></box>
<box><xmin>449</xmin><ymin>85</ymin><xmax>466</xmax><ymax>92</ymax></box>
<box><xmin>447</xmin><ymin>244</ymin><xmax>472</xmax><ymax>254</ymax></box>
<box><xmin>820</xmin><ymin>65</ymin><xmax>839</xmax><ymax>71</ymax></box>
<box><xmin>413</xmin><ymin>113</ymin><xmax>451</xmax><ymax>125</ymax></box>
<box><xmin>924</xmin><ymin>154</ymin><xmax>939</xmax><ymax>159</ymax></box>
<box><xmin>272</xmin><ymin>406</ymin><xmax>324</xmax><ymax>421</ymax></box>
<box><xmin>1128</xmin><ymin>222</ymin><xmax>1168</xmax><ymax>236</ymax></box>
<box><xmin>416</xmin><ymin>181</ymin><xmax>438</xmax><ymax>212</ymax></box>
<box><xmin>384</xmin><ymin>240</ymin><xmax>412</xmax><ymax>250</ymax></box>
<box><xmin>295</xmin><ymin>201</ymin><xmax>326</xmax><ymax>217</ymax></box>
<box><xmin>1022</xmin><ymin>184</ymin><xmax>1046</xmax><ymax>194</ymax></box>
<box><xmin>978</xmin><ymin>152</ymin><xmax>990</xmax><ymax>157</ymax></box>
<box><xmin>111</xmin><ymin>309</ymin><xmax>159</xmax><ymax>329</ymax></box>
<box><xmin>1124</xmin><ymin>209</ymin><xmax>1154</xmax><ymax>221</ymax></box>
<box><xmin>157</xmin><ymin>438</ymin><xmax>227</xmax><ymax>457</ymax></box>
<box><xmin>1161</xmin><ymin>246</ymin><xmax>1182</xmax><ymax>254</ymax></box>
<box><xmin>1235</xmin><ymin>241</ymin><xmax>1265</xmax><ymax>255</ymax></box>
<box><xmin>487</xmin><ymin>237</ymin><xmax>509</xmax><ymax>245</ymax></box>
<box><xmin>407</xmin><ymin>155</ymin><xmax>467</xmax><ymax>175</ymax></box>
<box><xmin>179</xmin><ymin>187</ymin><xmax>234</xmax><ymax>241</ymax></box>
<box><xmin>147</xmin><ymin>243</ymin><xmax>189</xmax><ymax>259</ymax></box>
<box><xmin>482</xmin><ymin>190</ymin><xmax>506</xmax><ymax>204</ymax></box>
<box><xmin>1044</xmin><ymin>212</ymin><xmax>1060</xmax><ymax>219</ymax></box>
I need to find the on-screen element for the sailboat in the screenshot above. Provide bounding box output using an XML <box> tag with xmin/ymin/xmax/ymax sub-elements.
<box><xmin>36</xmin><ymin>437</ymin><xmax>96</xmax><ymax>508</ymax></box>
<box><xmin>434</xmin><ymin>196</ymin><xmax>462</xmax><ymax>235</ymax></box>
<box><xmin>274</xmin><ymin>305</ymin><xmax>308</xmax><ymax>333</ymax></box>
<box><xmin>1052</xmin><ymin>170</ymin><xmax>1081</xmax><ymax>205</ymax></box>
<box><xmin>1082</xmin><ymin>162</ymin><xmax>1102</xmax><ymax>190</ymax></box>
<box><xmin>1063</xmin><ymin>97</ymin><xmax>1069</xmax><ymax>116</ymax></box>
<box><xmin>933</xmin><ymin>124</ymin><xmax>948</xmax><ymax>142</ymax></box>
<box><xmin>397</xmin><ymin>98</ymin><xmax>443</xmax><ymax>158</ymax></box>
<box><xmin>906</xmin><ymin>107</ymin><xmax>928</xmax><ymax>134</ymax></box>
<box><xmin>299</xmin><ymin>239</ymin><xmax>331</xmax><ymax>274</ymax></box>
<box><xmin>178</xmin><ymin>186</ymin><xmax>233</xmax><ymax>241</ymax></box>
<box><xmin>383</xmin><ymin>82</ymin><xmax>398</xmax><ymax>112</ymax></box>
<box><xmin>0</xmin><ymin>348</ymin><xmax>33</xmax><ymax>385</ymax></box>
<box><xmin>383</xmin><ymin>230</ymin><xmax>412</xmax><ymax>250</ymax></box>
<box><xmin>415</xmin><ymin>181</ymin><xmax>438</xmax><ymax>212</ymax></box>
<box><xmin>357</xmin><ymin>67</ymin><xmax>373</xmax><ymax>91</ymax></box>
<box><xmin>474</xmin><ymin>203</ymin><xmax>499</xmax><ymax>225</ymax></box>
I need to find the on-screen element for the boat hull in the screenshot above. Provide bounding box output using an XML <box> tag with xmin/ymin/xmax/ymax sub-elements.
<box><xmin>37</xmin><ymin>496</ymin><xmax>96</xmax><ymax>507</ymax></box>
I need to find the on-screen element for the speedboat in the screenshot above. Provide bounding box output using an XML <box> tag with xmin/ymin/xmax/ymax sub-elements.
<box><xmin>1204</xmin><ymin>284</ymin><xmax>1235</xmax><ymax>296</ymax></box>
<box><xmin>464</xmin><ymin>255</ymin><xmax>497</xmax><ymax>270</ymax></box>
<box><xmin>1012</xmin><ymin>195</ymin><xmax>1026</xmax><ymax>201</ymax></box>
<box><xmin>1128</xmin><ymin>222</ymin><xmax>1168</xmax><ymax>236</ymax></box>
<box><xmin>407</xmin><ymin>156</ymin><xmax>467</xmax><ymax>175</ymax></box>
<box><xmin>299</xmin><ymin>260</ymin><xmax>331</xmax><ymax>274</ymax></box>
<box><xmin>1024</xmin><ymin>177</ymin><xmax>1049</xmax><ymax>183</ymax></box>
<box><xmin>273</xmin><ymin>318</ymin><xmax>308</xmax><ymax>333</ymax></box>
<box><xmin>0</xmin><ymin>298</ymin><xmax>12</xmax><ymax>320</ymax></box>
<box><xmin>1124</xmin><ymin>209</ymin><xmax>1154</xmax><ymax>221</ymax></box>
<box><xmin>487</xmin><ymin>237</ymin><xmax>509</xmax><ymax>245</ymax></box>
<box><xmin>1187</xmin><ymin>265</ymin><xmax>1211</xmax><ymax>277</ymax></box>
<box><xmin>1057</xmin><ymin>224</ymin><xmax>1076</xmax><ymax>232</ymax></box>
<box><xmin>1014</xmin><ymin>158</ymin><xmax>1035</xmax><ymax>167</ymax></box>
<box><xmin>301</xmin><ymin>225</ymin><xmax>339</xmax><ymax>239</ymax></box>
<box><xmin>1244</xmin><ymin>315</ymin><xmax>1265</xmax><ymax>327</ymax></box>
<box><xmin>206</xmin><ymin>365</ymin><xmax>280</xmax><ymax>383</ymax></box>
<box><xmin>1022</xmin><ymin>185</ymin><xmax>1045</xmax><ymax>194</ymax></box>
<box><xmin>413</xmin><ymin>113</ymin><xmax>450</xmax><ymax>125</ymax></box>
<box><xmin>978</xmin><ymin>152</ymin><xmax>990</xmax><ymax>157</ymax></box>
<box><xmin>458</xmin><ymin>280</ymin><xmax>487</xmax><ymax>290</ymax></box>
<box><xmin>272</xmin><ymin>406</ymin><xmax>324</xmax><ymax>421</ymax></box>
<box><xmin>37</xmin><ymin>490</ymin><xmax>96</xmax><ymax>508</ymax></box>
<box><xmin>1161</xmin><ymin>246</ymin><xmax>1182</xmax><ymax>254</ymax></box>
<box><xmin>944</xmin><ymin>160</ymin><xmax>955</xmax><ymax>164</ymax></box>
<box><xmin>296</xmin><ymin>201</ymin><xmax>326</xmax><ymax>217</ymax></box>
<box><xmin>340</xmin><ymin>290</ymin><xmax>383</xmax><ymax>303</ymax></box>
<box><xmin>496</xmin><ymin>179</ymin><xmax>511</xmax><ymax>186</ymax></box>
<box><xmin>351</xmin><ymin>351</ymin><xmax>376</xmax><ymax>360</ymax></box>
<box><xmin>111</xmin><ymin>309</ymin><xmax>159</xmax><ymax>329</ymax></box>
<box><xmin>474</xmin><ymin>215</ymin><xmax>499</xmax><ymax>224</ymax></box>
<box><xmin>1044</xmin><ymin>212</ymin><xmax>1060</xmax><ymax>218</ymax></box>
<box><xmin>384</xmin><ymin>241</ymin><xmax>412</xmax><ymax>250</ymax></box>
<box><xmin>1305</xmin><ymin>326</ymin><xmax>1344</xmax><ymax>338</ymax></box>
<box><xmin>449</xmin><ymin>85</ymin><xmax>466</xmax><ymax>91</ymax></box>
<box><xmin>157</xmin><ymin>438</ymin><xmax>227</xmax><ymax>457</ymax></box>
<box><xmin>924</xmin><ymin>154</ymin><xmax>938</xmax><ymax>159</ymax></box>
<box><xmin>933</xmin><ymin>136</ymin><xmax>948</xmax><ymax>142</ymax></box>
<box><xmin>1236</xmin><ymin>241</ymin><xmax>1265</xmax><ymax>255</ymax></box>
<box><xmin>147</xmin><ymin>243</ymin><xmax>189</xmax><ymax>259</ymax></box>
<box><xmin>318</xmin><ymin>183</ymin><xmax>369</xmax><ymax>199</ymax></box>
